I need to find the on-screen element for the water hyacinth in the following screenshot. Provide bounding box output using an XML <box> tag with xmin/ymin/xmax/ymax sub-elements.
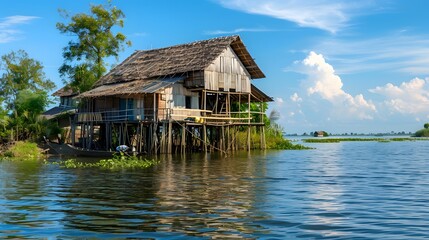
<box><xmin>53</xmin><ymin>152</ymin><xmax>159</xmax><ymax>170</ymax></box>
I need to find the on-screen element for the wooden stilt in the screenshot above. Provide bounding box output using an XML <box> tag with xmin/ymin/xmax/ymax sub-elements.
<box><xmin>261</xmin><ymin>125</ymin><xmax>266</xmax><ymax>149</ymax></box>
<box><xmin>167</xmin><ymin>121</ymin><xmax>172</xmax><ymax>154</ymax></box>
<box><xmin>220</xmin><ymin>126</ymin><xmax>225</xmax><ymax>153</ymax></box>
<box><xmin>181</xmin><ymin>124</ymin><xmax>186</xmax><ymax>154</ymax></box>
<box><xmin>203</xmin><ymin>124</ymin><xmax>207</xmax><ymax>153</ymax></box>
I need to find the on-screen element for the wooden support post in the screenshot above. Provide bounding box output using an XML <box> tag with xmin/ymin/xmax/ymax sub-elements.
<box><xmin>148</xmin><ymin>124</ymin><xmax>153</xmax><ymax>154</ymax></box>
<box><xmin>181</xmin><ymin>124</ymin><xmax>186</xmax><ymax>154</ymax></box>
<box><xmin>167</xmin><ymin>121</ymin><xmax>172</xmax><ymax>154</ymax></box>
<box><xmin>71</xmin><ymin>122</ymin><xmax>76</xmax><ymax>146</ymax></box>
<box><xmin>247</xmin><ymin>126</ymin><xmax>251</xmax><ymax>151</ymax></box>
<box><xmin>226</xmin><ymin>126</ymin><xmax>230</xmax><ymax>151</ymax></box>
<box><xmin>203</xmin><ymin>124</ymin><xmax>207</xmax><ymax>153</ymax></box>
<box><xmin>248</xmin><ymin>93</ymin><xmax>251</xmax><ymax>151</ymax></box>
<box><xmin>261</xmin><ymin>126</ymin><xmax>266</xmax><ymax>149</ymax></box>
<box><xmin>160</xmin><ymin>122</ymin><xmax>166</xmax><ymax>153</ymax></box>
<box><xmin>153</xmin><ymin>123</ymin><xmax>158</xmax><ymax>154</ymax></box>
<box><xmin>220</xmin><ymin>126</ymin><xmax>225</xmax><ymax>153</ymax></box>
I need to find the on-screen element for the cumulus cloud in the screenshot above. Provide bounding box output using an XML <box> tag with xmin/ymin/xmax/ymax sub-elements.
<box><xmin>214</xmin><ymin>0</ymin><xmax>377</xmax><ymax>33</ymax></box>
<box><xmin>275</xmin><ymin>97</ymin><xmax>284</xmax><ymax>105</ymax></box>
<box><xmin>298</xmin><ymin>51</ymin><xmax>376</xmax><ymax>120</ymax></box>
<box><xmin>369</xmin><ymin>77</ymin><xmax>429</xmax><ymax>115</ymax></box>
<box><xmin>0</xmin><ymin>15</ymin><xmax>39</xmax><ymax>43</ymax></box>
<box><xmin>290</xmin><ymin>93</ymin><xmax>302</xmax><ymax>102</ymax></box>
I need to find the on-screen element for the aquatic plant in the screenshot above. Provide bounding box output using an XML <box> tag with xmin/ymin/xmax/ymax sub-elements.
<box><xmin>52</xmin><ymin>152</ymin><xmax>159</xmax><ymax>170</ymax></box>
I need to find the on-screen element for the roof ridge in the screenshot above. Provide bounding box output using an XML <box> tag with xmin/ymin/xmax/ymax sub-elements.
<box><xmin>136</xmin><ymin>35</ymin><xmax>239</xmax><ymax>54</ymax></box>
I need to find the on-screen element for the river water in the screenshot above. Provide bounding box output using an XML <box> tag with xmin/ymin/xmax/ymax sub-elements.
<box><xmin>1</xmin><ymin>140</ymin><xmax>428</xmax><ymax>239</ymax></box>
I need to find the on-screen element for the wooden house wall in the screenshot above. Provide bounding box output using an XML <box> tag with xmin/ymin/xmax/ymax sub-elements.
<box><xmin>204</xmin><ymin>46</ymin><xmax>251</xmax><ymax>93</ymax></box>
<box><xmin>161</xmin><ymin>83</ymin><xmax>200</xmax><ymax>120</ymax></box>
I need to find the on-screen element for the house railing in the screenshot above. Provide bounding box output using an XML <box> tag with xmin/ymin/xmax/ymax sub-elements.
<box><xmin>74</xmin><ymin>108</ymin><xmax>265</xmax><ymax>124</ymax></box>
<box><xmin>75</xmin><ymin>108</ymin><xmax>168</xmax><ymax>123</ymax></box>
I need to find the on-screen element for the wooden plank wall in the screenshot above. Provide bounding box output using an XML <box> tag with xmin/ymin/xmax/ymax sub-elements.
<box><xmin>204</xmin><ymin>46</ymin><xmax>251</xmax><ymax>93</ymax></box>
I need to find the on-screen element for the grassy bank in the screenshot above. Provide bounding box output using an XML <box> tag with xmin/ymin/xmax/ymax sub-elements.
<box><xmin>0</xmin><ymin>141</ymin><xmax>45</xmax><ymax>160</ymax></box>
<box><xmin>303</xmin><ymin>137</ymin><xmax>429</xmax><ymax>143</ymax></box>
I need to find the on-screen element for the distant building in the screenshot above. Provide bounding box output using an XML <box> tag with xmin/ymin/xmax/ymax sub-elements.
<box><xmin>314</xmin><ymin>131</ymin><xmax>326</xmax><ymax>137</ymax></box>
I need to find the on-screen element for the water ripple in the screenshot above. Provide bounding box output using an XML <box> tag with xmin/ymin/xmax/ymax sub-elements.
<box><xmin>1</xmin><ymin>141</ymin><xmax>429</xmax><ymax>238</ymax></box>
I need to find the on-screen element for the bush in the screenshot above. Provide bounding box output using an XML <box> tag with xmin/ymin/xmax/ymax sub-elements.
<box><xmin>2</xmin><ymin>141</ymin><xmax>44</xmax><ymax>160</ymax></box>
<box><xmin>232</xmin><ymin>125</ymin><xmax>310</xmax><ymax>150</ymax></box>
<box><xmin>414</xmin><ymin>129</ymin><xmax>429</xmax><ymax>137</ymax></box>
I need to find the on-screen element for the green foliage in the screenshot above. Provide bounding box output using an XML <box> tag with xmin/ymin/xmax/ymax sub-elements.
<box><xmin>0</xmin><ymin>50</ymin><xmax>53</xmax><ymax>142</ymax></box>
<box><xmin>232</xmin><ymin>123</ymin><xmax>310</xmax><ymax>150</ymax></box>
<box><xmin>424</xmin><ymin>123</ymin><xmax>429</xmax><ymax>129</ymax></box>
<box><xmin>52</xmin><ymin>152</ymin><xmax>159</xmax><ymax>170</ymax></box>
<box><xmin>57</xmin><ymin>1</ymin><xmax>131</xmax><ymax>92</ymax></box>
<box><xmin>265</xmin><ymin>124</ymin><xmax>310</xmax><ymax>150</ymax></box>
<box><xmin>413</xmin><ymin>129</ymin><xmax>429</xmax><ymax>137</ymax></box>
<box><xmin>9</xmin><ymin>90</ymin><xmax>50</xmax><ymax>141</ymax></box>
<box><xmin>231</xmin><ymin>102</ymin><xmax>270</xmax><ymax>125</ymax></box>
<box><xmin>0</xmin><ymin>107</ymin><xmax>11</xmax><ymax>142</ymax></box>
<box><xmin>1</xmin><ymin>141</ymin><xmax>44</xmax><ymax>160</ymax></box>
<box><xmin>0</xmin><ymin>50</ymin><xmax>55</xmax><ymax>110</ymax></box>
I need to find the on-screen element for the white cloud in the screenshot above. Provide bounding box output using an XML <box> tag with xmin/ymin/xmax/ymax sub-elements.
<box><xmin>275</xmin><ymin>97</ymin><xmax>284</xmax><ymax>105</ymax></box>
<box><xmin>370</xmin><ymin>77</ymin><xmax>429</xmax><ymax>115</ymax></box>
<box><xmin>312</xmin><ymin>34</ymin><xmax>429</xmax><ymax>75</ymax></box>
<box><xmin>214</xmin><ymin>0</ymin><xmax>377</xmax><ymax>33</ymax></box>
<box><xmin>0</xmin><ymin>15</ymin><xmax>39</xmax><ymax>43</ymax></box>
<box><xmin>290</xmin><ymin>93</ymin><xmax>302</xmax><ymax>102</ymax></box>
<box><xmin>205</xmin><ymin>27</ymin><xmax>276</xmax><ymax>35</ymax></box>
<box><xmin>298</xmin><ymin>51</ymin><xmax>376</xmax><ymax>120</ymax></box>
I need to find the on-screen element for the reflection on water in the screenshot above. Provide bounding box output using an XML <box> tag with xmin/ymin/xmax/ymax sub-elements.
<box><xmin>1</xmin><ymin>141</ymin><xmax>429</xmax><ymax>239</ymax></box>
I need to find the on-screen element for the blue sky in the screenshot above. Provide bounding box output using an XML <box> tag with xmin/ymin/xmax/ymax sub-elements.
<box><xmin>1</xmin><ymin>0</ymin><xmax>429</xmax><ymax>134</ymax></box>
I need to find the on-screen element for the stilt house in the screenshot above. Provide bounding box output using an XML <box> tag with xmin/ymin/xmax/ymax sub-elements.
<box><xmin>72</xmin><ymin>35</ymin><xmax>272</xmax><ymax>154</ymax></box>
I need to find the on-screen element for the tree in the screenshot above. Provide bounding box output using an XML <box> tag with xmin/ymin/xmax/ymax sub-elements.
<box><xmin>424</xmin><ymin>123</ymin><xmax>429</xmax><ymax>129</ymax></box>
<box><xmin>0</xmin><ymin>50</ymin><xmax>55</xmax><ymax>110</ymax></box>
<box><xmin>57</xmin><ymin>1</ymin><xmax>131</xmax><ymax>92</ymax></box>
<box><xmin>11</xmin><ymin>90</ymin><xmax>50</xmax><ymax>141</ymax></box>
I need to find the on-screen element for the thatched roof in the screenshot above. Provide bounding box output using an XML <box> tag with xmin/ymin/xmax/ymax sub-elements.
<box><xmin>53</xmin><ymin>86</ymin><xmax>78</xmax><ymax>97</ymax></box>
<box><xmin>78</xmin><ymin>77</ymin><xmax>183</xmax><ymax>98</ymax></box>
<box><xmin>94</xmin><ymin>35</ymin><xmax>265</xmax><ymax>87</ymax></box>
<box><xmin>251</xmin><ymin>84</ymin><xmax>274</xmax><ymax>102</ymax></box>
<box><xmin>42</xmin><ymin>106</ymin><xmax>76</xmax><ymax>120</ymax></box>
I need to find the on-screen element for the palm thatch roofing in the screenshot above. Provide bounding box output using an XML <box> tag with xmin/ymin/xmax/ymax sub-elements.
<box><xmin>79</xmin><ymin>77</ymin><xmax>184</xmax><ymax>98</ymax></box>
<box><xmin>53</xmin><ymin>86</ymin><xmax>78</xmax><ymax>97</ymax></box>
<box><xmin>93</xmin><ymin>35</ymin><xmax>265</xmax><ymax>87</ymax></box>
